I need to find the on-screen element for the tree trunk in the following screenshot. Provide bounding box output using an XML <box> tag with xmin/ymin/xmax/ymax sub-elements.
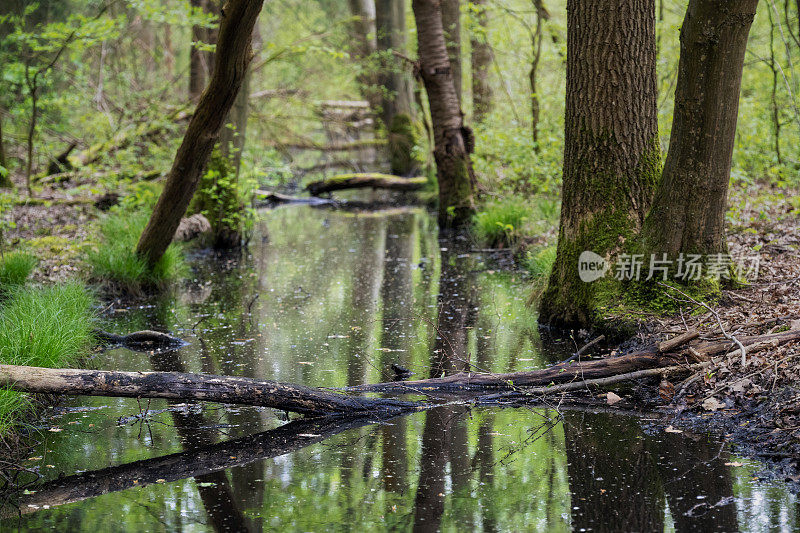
<box><xmin>375</xmin><ymin>0</ymin><xmax>414</xmax><ymax>127</ymax></box>
<box><xmin>137</xmin><ymin>0</ymin><xmax>263</xmax><ymax>268</ymax></box>
<box><xmin>411</xmin><ymin>0</ymin><xmax>476</xmax><ymax>227</ymax></box>
<box><xmin>441</xmin><ymin>0</ymin><xmax>462</xmax><ymax>102</ymax></box>
<box><xmin>539</xmin><ymin>0</ymin><xmax>659</xmax><ymax>328</ymax></box>
<box><xmin>189</xmin><ymin>0</ymin><xmax>219</xmax><ymax>103</ymax></box>
<box><xmin>530</xmin><ymin>0</ymin><xmax>549</xmax><ymax>147</ymax></box>
<box><xmin>642</xmin><ymin>0</ymin><xmax>758</xmax><ymax>257</ymax></box>
<box><xmin>347</xmin><ymin>0</ymin><xmax>380</xmax><ymax>110</ymax></box>
<box><xmin>470</xmin><ymin>0</ymin><xmax>492</xmax><ymax>123</ymax></box>
<box><xmin>0</xmin><ymin>108</ymin><xmax>10</xmax><ymax>188</ymax></box>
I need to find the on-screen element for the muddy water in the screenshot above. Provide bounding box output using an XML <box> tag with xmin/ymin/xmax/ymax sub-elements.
<box><xmin>2</xmin><ymin>206</ymin><xmax>798</xmax><ymax>532</ymax></box>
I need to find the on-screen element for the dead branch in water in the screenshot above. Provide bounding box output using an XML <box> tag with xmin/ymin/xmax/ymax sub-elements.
<box><xmin>306</xmin><ymin>174</ymin><xmax>427</xmax><ymax>196</ymax></box>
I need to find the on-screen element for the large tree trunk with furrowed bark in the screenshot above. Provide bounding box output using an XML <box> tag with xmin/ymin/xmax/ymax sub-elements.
<box><xmin>539</xmin><ymin>0</ymin><xmax>660</xmax><ymax>328</ymax></box>
<box><xmin>411</xmin><ymin>0</ymin><xmax>476</xmax><ymax>227</ymax></box>
<box><xmin>136</xmin><ymin>0</ymin><xmax>263</xmax><ymax>268</ymax></box>
<box><xmin>642</xmin><ymin>0</ymin><xmax>758</xmax><ymax>257</ymax></box>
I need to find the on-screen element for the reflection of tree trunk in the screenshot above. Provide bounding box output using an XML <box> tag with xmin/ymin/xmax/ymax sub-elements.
<box><xmin>656</xmin><ymin>434</ymin><xmax>739</xmax><ymax>531</ymax></box>
<box><xmin>150</xmin><ymin>349</ymin><xmax>252</xmax><ymax>533</ymax></box>
<box><xmin>346</xmin><ymin>217</ymin><xmax>387</xmax><ymax>386</ymax></box>
<box><xmin>563</xmin><ymin>412</ymin><xmax>664</xmax><ymax>532</ymax></box>
<box><xmin>473</xmin><ymin>416</ymin><xmax>497</xmax><ymax>533</ymax></box>
<box><xmin>412</xmin><ymin>409</ymin><xmax>449</xmax><ymax>532</ymax></box>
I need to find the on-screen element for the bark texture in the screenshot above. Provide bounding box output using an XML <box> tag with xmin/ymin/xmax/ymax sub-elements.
<box><xmin>0</xmin><ymin>365</ymin><xmax>419</xmax><ymax>416</ymax></box>
<box><xmin>642</xmin><ymin>0</ymin><xmax>758</xmax><ymax>256</ymax></box>
<box><xmin>412</xmin><ymin>0</ymin><xmax>476</xmax><ymax>226</ymax></box>
<box><xmin>470</xmin><ymin>0</ymin><xmax>492</xmax><ymax>122</ymax></box>
<box><xmin>539</xmin><ymin>0</ymin><xmax>660</xmax><ymax>328</ymax></box>
<box><xmin>441</xmin><ymin>0</ymin><xmax>462</xmax><ymax>101</ymax></box>
<box><xmin>136</xmin><ymin>0</ymin><xmax>263</xmax><ymax>267</ymax></box>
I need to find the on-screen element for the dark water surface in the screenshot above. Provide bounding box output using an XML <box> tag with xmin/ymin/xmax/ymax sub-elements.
<box><xmin>2</xmin><ymin>206</ymin><xmax>797</xmax><ymax>532</ymax></box>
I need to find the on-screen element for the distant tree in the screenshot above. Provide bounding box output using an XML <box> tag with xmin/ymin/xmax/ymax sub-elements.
<box><xmin>470</xmin><ymin>0</ymin><xmax>492</xmax><ymax>123</ymax></box>
<box><xmin>539</xmin><ymin>0</ymin><xmax>659</xmax><ymax>327</ymax></box>
<box><xmin>441</xmin><ymin>0</ymin><xmax>462</xmax><ymax>102</ymax></box>
<box><xmin>529</xmin><ymin>0</ymin><xmax>549</xmax><ymax>147</ymax></box>
<box><xmin>347</xmin><ymin>0</ymin><xmax>379</xmax><ymax>109</ymax></box>
<box><xmin>0</xmin><ymin>109</ymin><xmax>9</xmax><ymax>188</ymax></box>
<box><xmin>411</xmin><ymin>0</ymin><xmax>476</xmax><ymax>227</ymax></box>
<box><xmin>136</xmin><ymin>0</ymin><xmax>264</xmax><ymax>268</ymax></box>
<box><xmin>642</xmin><ymin>0</ymin><xmax>759</xmax><ymax>258</ymax></box>
<box><xmin>374</xmin><ymin>0</ymin><xmax>419</xmax><ymax>175</ymax></box>
<box><xmin>189</xmin><ymin>0</ymin><xmax>219</xmax><ymax>103</ymax></box>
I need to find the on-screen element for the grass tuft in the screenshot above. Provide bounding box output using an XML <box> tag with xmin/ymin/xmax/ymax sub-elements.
<box><xmin>0</xmin><ymin>252</ymin><xmax>37</xmax><ymax>289</ymax></box>
<box><xmin>86</xmin><ymin>210</ymin><xmax>187</xmax><ymax>294</ymax></box>
<box><xmin>473</xmin><ymin>197</ymin><xmax>559</xmax><ymax>248</ymax></box>
<box><xmin>0</xmin><ymin>282</ymin><xmax>95</xmax><ymax>435</ymax></box>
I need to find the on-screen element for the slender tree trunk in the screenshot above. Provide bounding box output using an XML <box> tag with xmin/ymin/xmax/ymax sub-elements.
<box><xmin>189</xmin><ymin>0</ymin><xmax>219</xmax><ymax>102</ymax></box>
<box><xmin>0</xmin><ymin>107</ymin><xmax>10</xmax><ymax>188</ymax></box>
<box><xmin>375</xmin><ymin>0</ymin><xmax>414</xmax><ymax>127</ymax></box>
<box><xmin>642</xmin><ymin>0</ymin><xmax>758</xmax><ymax>257</ymax></box>
<box><xmin>412</xmin><ymin>0</ymin><xmax>476</xmax><ymax>227</ymax></box>
<box><xmin>375</xmin><ymin>0</ymin><xmax>418</xmax><ymax>175</ymax></box>
<box><xmin>768</xmin><ymin>5</ymin><xmax>782</xmax><ymax>165</ymax></box>
<box><xmin>441</xmin><ymin>0</ymin><xmax>462</xmax><ymax>102</ymax></box>
<box><xmin>137</xmin><ymin>0</ymin><xmax>264</xmax><ymax>268</ymax></box>
<box><xmin>347</xmin><ymin>0</ymin><xmax>380</xmax><ymax>109</ymax></box>
<box><xmin>539</xmin><ymin>0</ymin><xmax>659</xmax><ymax>328</ymax></box>
<box><xmin>470</xmin><ymin>0</ymin><xmax>492</xmax><ymax>123</ymax></box>
<box><xmin>530</xmin><ymin>0</ymin><xmax>549</xmax><ymax>148</ymax></box>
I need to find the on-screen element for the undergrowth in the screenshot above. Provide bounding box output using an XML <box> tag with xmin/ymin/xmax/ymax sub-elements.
<box><xmin>473</xmin><ymin>196</ymin><xmax>559</xmax><ymax>248</ymax></box>
<box><xmin>0</xmin><ymin>252</ymin><xmax>37</xmax><ymax>289</ymax></box>
<box><xmin>86</xmin><ymin>209</ymin><xmax>187</xmax><ymax>294</ymax></box>
<box><xmin>0</xmin><ymin>282</ymin><xmax>95</xmax><ymax>436</ymax></box>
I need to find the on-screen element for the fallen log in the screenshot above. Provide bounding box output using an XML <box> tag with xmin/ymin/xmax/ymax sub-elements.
<box><xmin>254</xmin><ymin>189</ymin><xmax>337</xmax><ymax>206</ymax></box>
<box><xmin>306</xmin><ymin>174</ymin><xmax>427</xmax><ymax>196</ymax></box>
<box><xmin>0</xmin><ymin>365</ymin><xmax>422</xmax><ymax>417</ymax></box>
<box><xmin>346</xmin><ymin>329</ymin><xmax>800</xmax><ymax>394</ymax></box>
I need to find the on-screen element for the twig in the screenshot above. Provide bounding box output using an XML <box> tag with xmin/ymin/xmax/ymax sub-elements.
<box><xmin>656</xmin><ymin>282</ymin><xmax>747</xmax><ymax>366</ymax></box>
<box><xmin>558</xmin><ymin>334</ymin><xmax>605</xmax><ymax>365</ymax></box>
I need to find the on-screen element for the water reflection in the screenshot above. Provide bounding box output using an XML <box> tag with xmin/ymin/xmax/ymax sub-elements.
<box><xmin>1</xmin><ymin>206</ymin><xmax>798</xmax><ymax>532</ymax></box>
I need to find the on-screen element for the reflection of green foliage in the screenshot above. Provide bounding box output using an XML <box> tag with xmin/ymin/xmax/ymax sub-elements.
<box><xmin>0</xmin><ymin>282</ymin><xmax>94</xmax><ymax>435</ymax></box>
<box><xmin>86</xmin><ymin>209</ymin><xmax>186</xmax><ymax>293</ymax></box>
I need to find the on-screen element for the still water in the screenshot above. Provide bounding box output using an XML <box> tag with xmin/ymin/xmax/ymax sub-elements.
<box><xmin>2</xmin><ymin>206</ymin><xmax>797</xmax><ymax>532</ymax></box>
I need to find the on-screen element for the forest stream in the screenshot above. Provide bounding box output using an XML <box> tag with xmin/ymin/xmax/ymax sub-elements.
<box><xmin>1</xmin><ymin>206</ymin><xmax>798</xmax><ymax>532</ymax></box>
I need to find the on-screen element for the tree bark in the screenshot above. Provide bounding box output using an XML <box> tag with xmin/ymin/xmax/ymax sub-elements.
<box><xmin>0</xmin><ymin>364</ymin><xmax>419</xmax><ymax>416</ymax></box>
<box><xmin>441</xmin><ymin>0</ymin><xmax>462</xmax><ymax>102</ymax></box>
<box><xmin>136</xmin><ymin>0</ymin><xmax>263</xmax><ymax>268</ymax></box>
<box><xmin>539</xmin><ymin>0</ymin><xmax>659</xmax><ymax>328</ymax></box>
<box><xmin>411</xmin><ymin>0</ymin><xmax>476</xmax><ymax>227</ymax></box>
<box><xmin>470</xmin><ymin>0</ymin><xmax>492</xmax><ymax>123</ymax></box>
<box><xmin>642</xmin><ymin>0</ymin><xmax>758</xmax><ymax>257</ymax></box>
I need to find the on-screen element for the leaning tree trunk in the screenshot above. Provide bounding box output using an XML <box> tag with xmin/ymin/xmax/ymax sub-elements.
<box><xmin>539</xmin><ymin>0</ymin><xmax>660</xmax><ymax>328</ymax></box>
<box><xmin>137</xmin><ymin>0</ymin><xmax>264</xmax><ymax>268</ymax></box>
<box><xmin>441</xmin><ymin>0</ymin><xmax>462</xmax><ymax>102</ymax></box>
<box><xmin>470</xmin><ymin>0</ymin><xmax>492</xmax><ymax>123</ymax></box>
<box><xmin>189</xmin><ymin>0</ymin><xmax>219</xmax><ymax>102</ymax></box>
<box><xmin>642</xmin><ymin>0</ymin><xmax>759</xmax><ymax>257</ymax></box>
<box><xmin>412</xmin><ymin>0</ymin><xmax>476</xmax><ymax>227</ymax></box>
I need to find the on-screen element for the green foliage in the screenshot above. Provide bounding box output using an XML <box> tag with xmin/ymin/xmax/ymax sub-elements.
<box><xmin>0</xmin><ymin>252</ymin><xmax>37</xmax><ymax>289</ymax></box>
<box><xmin>85</xmin><ymin>210</ymin><xmax>186</xmax><ymax>293</ymax></box>
<box><xmin>190</xmin><ymin>147</ymin><xmax>255</xmax><ymax>248</ymax></box>
<box><xmin>387</xmin><ymin>113</ymin><xmax>424</xmax><ymax>176</ymax></box>
<box><xmin>473</xmin><ymin>196</ymin><xmax>559</xmax><ymax>247</ymax></box>
<box><xmin>0</xmin><ymin>282</ymin><xmax>94</xmax><ymax>435</ymax></box>
<box><xmin>525</xmin><ymin>245</ymin><xmax>556</xmax><ymax>282</ymax></box>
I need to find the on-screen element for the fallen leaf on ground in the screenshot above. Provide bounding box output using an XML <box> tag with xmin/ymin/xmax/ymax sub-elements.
<box><xmin>665</xmin><ymin>426</ymin><xmax>683</xmax><ymax>433</ymax></box>
<box><xmin>702</xmin><ymin>397</ymin><xmax>726</xmax><ymax>411</ymax></box>
<box><xmin>725</xmin><ymin>462</ymin><xmax>744</xmax><ymax>467</ymax></box>
<box><xmin>606</xmin><ymin>392</ymin><xmax>622</xmax><ymax>405</ymax></box>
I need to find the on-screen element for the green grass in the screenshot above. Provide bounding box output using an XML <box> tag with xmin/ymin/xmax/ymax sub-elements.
<box><xmin>473</xmin><ymin>197</ymin><xmax>559</xmax><ymax>247</ymax></box>
<box><xmin>86</xmin><ymin>210</ymin><xmax>187</xmax><ymax>294</ymax></box>
<box><xmin>0</xmin><ymin>252</ymin><xmax>37</xmax><ymax>289</ymax></box>
<box><xmin>0</xmin><ymin>282</ymin><xmax>95</xmax><ymax>435</ymax></box>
